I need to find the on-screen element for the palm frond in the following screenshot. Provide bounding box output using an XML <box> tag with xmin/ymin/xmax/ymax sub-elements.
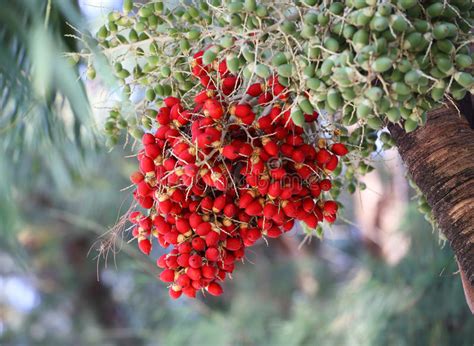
<box><xmin>0</xmin><ymin>0</ymin><xmax>103</xmax><ymax>248</ymax></box>
<box><xmin>0</xmin><ymin>0</ymin><xmax>97</xmax><ymax>157</ymax></box>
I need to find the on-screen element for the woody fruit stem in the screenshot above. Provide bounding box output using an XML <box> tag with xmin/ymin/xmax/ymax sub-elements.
<box><xmin>388</xmin><ymin>104</ymin><xmax>474</xmax><ymax>288</ymax></box>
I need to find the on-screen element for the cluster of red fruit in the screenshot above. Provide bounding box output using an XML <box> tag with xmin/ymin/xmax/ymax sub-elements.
<box><xmin>127</xmin><ymin>48</ymin><xmax>349</xmax><ymax>299</ymax></box>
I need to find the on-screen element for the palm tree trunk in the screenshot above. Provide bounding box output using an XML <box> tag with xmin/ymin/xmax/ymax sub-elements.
<box><xmin>388</xmin><ymin>104</ymin><xmax>474</xmax><ymax>310</ymax></box>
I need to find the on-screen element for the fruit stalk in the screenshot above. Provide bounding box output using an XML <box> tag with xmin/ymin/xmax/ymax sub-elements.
<box><xmin>389</xmin><ymin>103</ymin><xmax>474</xmax><ymax>287</ymax></box>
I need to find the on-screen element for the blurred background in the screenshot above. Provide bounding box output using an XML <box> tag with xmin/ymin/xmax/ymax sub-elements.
<box><xmin>0</xmin><ymin>1</ymin><xmax>473</xmax><ymax>345</ymax></box>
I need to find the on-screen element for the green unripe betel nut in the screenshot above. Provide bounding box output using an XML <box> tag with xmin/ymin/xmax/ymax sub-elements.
<box><xmin>298</xmin><ymin>97</ymin><xmax>314</xmax><ymax>114</ymax></box>
<box><xmin>454</xmin><ymin>72</ymin><xmax>474</xmax><ymax>89</ymax></box>
<box><xmin>277</xmin><ymin>64</ymin><xmax>294</xmax><ymax>78</ymax></box>
<box><xmin>145</xmin><ymin>89</ymin><xmax>155</xmax><ymax>101</ymax></box>
<box><xmin>306</xmin><ymin>78</ymin><xmax>322</xmax><ymax>91</ymax></box>
<box><xmin>255</xmin><ymin>64</ymin><xmax>271</xmax><ymax>79</ymax></box>
<box><xmin>187</xmin><ymin>29</ymin><xmax>201</xmax><ymax>40</ymax></box>
<box><xmin>130</xmin><ymin>127</ymin><xmax>145</xmax><ymax>139</ymax></box>
<box><xmin>372</xmin><ymin>57</ymin><xmax>393</xmax><ymax>72</ymax></box>
<box><xmin>455</xmin><ymin>54</ymin><xmax>473</xmax><ymax>69</ymax></box>
<box><xmin>366</xmin><ymin>117</ymin><xmax>382</xmax><ymax>129</ymax></box>
<box><xmin>123</xmin><ymin>0</ymin><xmax>133</xmax><ymax>14</ymax></box>
<box><xmin>244</xmin><ymin>0</ymin><xmax>257</xmax><ymax>11</ymax></box>
<box><xmin>202</xmin><ymin>50</ymin><xmax>217</xmax><ymax>65</ymax></box>
<box><xmin>356</xmin><ymin>99</ymin><xmax>373</xmax><ymax>118</ymax></box>
<box><xmin>291</xmin><ymin>108</ymin><xmax>305</xmax><ymax>126</ymax></box>
<box><xmin>226</xmin><ymin>57</ymin><xmax>240</xmax><ymax>73</ymax></box>
<box><xmin>327</xmin><ymin>89</ymin><xmax>343</xmax><ymax>110</ymax></box>
<box><xmin>404</xmin><ymin>118</ymin><xmax>418</xmax><ymax>132</ymax></box>
<box><xmin>365</xmin><ymin>87</ymin><xmax>383</xmax><ymax>101</ymax></box>
<box><xmin>392</xmin><ymin>82</ymin><xmax>411</xmax><ymax>96</ymax></box>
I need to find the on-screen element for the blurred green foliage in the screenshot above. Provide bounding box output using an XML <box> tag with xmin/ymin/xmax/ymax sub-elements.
<box><xmin>0</xmin><ymin>0</ymin><xmax>95</xmax><ymax>154</ymax></box>
<box><xmin>0</xmin><ymin>0</ymin><xmax>99</xmax><ymax>251</ymax></box>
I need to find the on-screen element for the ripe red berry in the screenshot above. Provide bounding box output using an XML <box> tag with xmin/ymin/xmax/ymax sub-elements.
<box><xmin>169</xmin><ymin>287</ymin><xmax>182</xmax><ymax>299</ymax></box>
<box><xmin>267</xmin><ymin>227</ymin><xmax>282</xmax><ymax>238</ymax></box>
<box><xmin>270</xmin><ymin>167</ymin><xmax>286</xmax><ymax>180</ymax></box>
<box><xmin>200</xmin><ymin>196</ymin><xmax>214</xmax><ymax>212</ymax></box>
<box><xmin>182</xmin><ymin>286</ymin><xmax>197</xmax><ymax>298</ymax></box>
<box><xmin>130</xmin><ymin>171</ymin><xmax>144</xmax><ymax>184</ymax></box>
<box><xmin>202</xmin><ymin>265</ymin><xmax>217</xmax><ymax>279</ymax></box>
<box><xmin>178</xmin><ymin>242</ymin><xmax>192</xmax><ymax>254</ymax></box>
<box><xmin>316</xmin><ymin>149</ymin><xmax>332</xmax><ymax>165</ymax></box>
<box><xmin>247</xmin><ymin>228</ymin><xmax>261</xmax><ymax>242</ymax></box>
<box><xmin>203</xmin><ymin>99</ymin><xmax>224</xmax><ymax>119</ymax></box>
<box><xmin>305</xmin><ymin>111</ymin><xmax>319</xmax><ymax>122</ymax></box>
<box><xmin>245</xmin><ymin>200</ymin><xmax>263</xmax><ymax>216</ymax></box>
<box><xmin>194</xmin><ymin>90</ymin><xmax>214</xmax><ymax>104</ymax></box>
<box><xmin>177</xmin><ymin>274</ymin><xmax>191</xmax><ymax>288</ymax></box>
<box><xmin>268</xmin><ymin>182</ymin><xmax>282</xmax><ymax>199</ymax></box>
<box><xmin>222</xmin><ymin>144</ymin><xmax>240</xmax><ymax>160</ymax></box>
<box><xmin>262</xmin><ymin>139</ymin><xmax>278</xmax><ymax>156</ymax></box>
<box><xmin>128</xmin><ymin>211</ymin><xmax>143</xmax><ymax>224</ymax></box>
<box><xmin>258</xmin><ymin>115</ymin><xmax>273</xmax><ymax>132</ymax></box>
<box><xmin>188</xmin><ymin>254</ymin><xmax>203</xmax><ymax>268</ymax></box>
<box><xmin>187</xmin><ymin>267</ymin><xmax>202</xmax><ymax>281</ymax></box>
<box><xmin>282</xmin><ymin>219</ymin><xmax>295</xmax><ymax>231</ymax></box>
<box><xmin>325</xmin><ymin>155</ymin><xmax>339</xmax><ymax>171</ymax></box>
<box><xmin>222</xmin><ymin>76</ymin><xmax>239</xmax><ymax>94</ymax></box>
<box><xmin>138</xmin><ymin>238</ymin><xmax>152</xmax><ymax>255</ymax></box>
<box><xmin>192</xmin><ymin>237</ymin><xmax>206</xmax><ymax>251</ymax></box>
<box><xmin>324</xmin><ymin>213</ymin><xmax>337</xmax><ymax>223</ymax></box>
<box><xmin>292</xmin><ymin>150</ymin><xmax>305</xmax><ymax>163</ymax></box>
<box><xmin>156</xmin><ymin>107</ymin><xmax>171</xmax><ymax>125</ymax></box>
<box><xmin>247</xmin><ymin>82</ymin><xmax>263</xmax><ymax>97</ymax></box>
<box><xmin>164</xmin><ymin>96</ymin><xmax>180</xmax><ymax>108</ymax></box>
<box><xmin>196</xmin><ymin>222</ymin><xmax>212</xmax><ymax>236</ymax></box>
<box><xmin>240</xmin><ymin>113</ymin><xmax>255</xmax><ymax>125</ymax></box>
<box><xmin>225</xmin><ymin>238</ymin><xmax>242</xmax><ymax>251</ymax></box>
<box><xmin>239</xmin><ymin>143</ymin><xmax>253</xmax><ymax>157</ymax></box>
<box><xmin>159</xmin><ymin>269</ymin><xmax>175</xmax><ymax>283</ymax></box>
<box><xmin>207</xmin><ymin>282</ymin><xmax>223</xmax><ymax>296</ymax></box>
<box><xmin>205</xmin><ymin>247</ymin><xmax>219</xmax><ymax>261</ymax></box>
<box><xmin>139</xmin><ymin>217</ymin><xmax>152</xmax><ymax>230</ymax></box>
<box><xmin>303</xmin><ymin>213</ymin><xmax>318</xmax><ymax>228</ymax></box>
<box><xmin>224</xmin><ymin>203</ymin><xmax>238</xmax><ymax>218</ymax></box>
<box><xmin>205</xmin><ymin>231</ymin><xmax>220</xmax><ymax>247</ymax></box>
<box><xmin>331</xmin><ymin>143</ymin><xmax>349</xmax><ymax>156</ymax></box>
<box><xmin>303</xmin><ymin>198</ymin><xmax>315</xmax><ymax>213</ymax></box>
<box><xmin>320</xmin><ymin>179</ymin><xmax>332</xmax><ymax>191</ymax></box>
<box><xmin>213</xmin><ymin>195</ymin><xmax>227</xmax><ymax>213</ymax></box>
<box><xmin>157</xmin><ymin>254</ymin><xmax>167</xmax><ymax>268</ymax></box>
<box><xmin>238</xmin><ymin>191</ymin><xmax>255</xmax><ymax>209</ymax></box>
<box><xmin>263</xmin><ymin>203</ymin><xmax>278</xmax><ymax>218</ymax></box>
<box><xmin>177</xmin><ymin>253</ymin><xmax>190</xmax><ymax>267</ymax></box>
<box><xmin>323</xmin><ymin>200</ymin><xmax>338</xmax><ymax>215</ymax></box>
<box><xmin>234</xmin><ymin>104</ymin><xmax>252</xmax><ymax>118</ymax></box>
<box><xmin>258</xmin><ymin>92</ymin><xmax>272</xmax><ymax>105</ymax></box>
<box><xmin>218</xmin><ymin>60</ymin><xmax>228</xmax><ymax>75</ymax></box>
<box><xmin>142</xmin><ymin>133</ymin><xmax>156</xmax><ymax>145</ymax></box>
<box><xmin>176</xmin><ymin>218</ymin><xmax>191</xmax><ymax>234</ymax></box>
<box><xmin>139</xmin><ymin>156</ymin><xmax>155</xmax><ymax>173</ymax></box>
<box><xmin>139</xmin><ymin>196</ymin><xmax>154</xmax><ymax>209</ymax></box>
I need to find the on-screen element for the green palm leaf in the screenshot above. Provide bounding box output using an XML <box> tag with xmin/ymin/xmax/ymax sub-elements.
<box><xmin>0</xmin><ymin>0</ymin><xmax>96</xmax><ymax>157</ymax></box>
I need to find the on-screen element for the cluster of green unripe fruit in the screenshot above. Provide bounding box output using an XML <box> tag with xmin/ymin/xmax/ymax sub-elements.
<box><xmin>103</xmin><ymin>109</ymin><xmax>129</xmax><ymax>146</ymax></box>
<box><xmin>93</xmin><ymin>0</ymin><xmax>472</xmax><ymax>136</ymax></box>
<box><xmin>294</xmin><ymin>0</ymin><xmax>473</xmax><ymax>133</ymax></box>
<box><xmin>89</xmin><ymin>0</ymin><xmax>472</xmax><ymax>202</ymax></box>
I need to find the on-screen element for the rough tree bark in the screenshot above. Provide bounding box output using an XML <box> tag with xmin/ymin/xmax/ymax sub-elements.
<box><xmin>388</xmin><ymin>104</ymin><xmax>474</xmax><ymax>312</ymax></box>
